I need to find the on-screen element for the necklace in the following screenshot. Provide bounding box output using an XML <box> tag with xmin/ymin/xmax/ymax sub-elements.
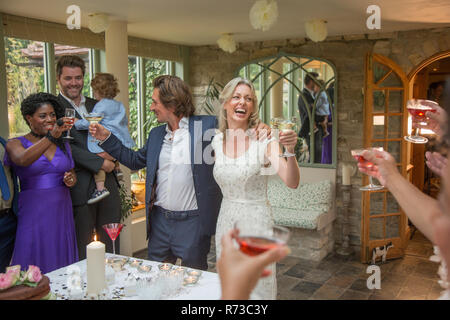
<box><xmin>29</xmin><ymin>130</ymin><xmax>46</xmax><ymax>139</ymax></box>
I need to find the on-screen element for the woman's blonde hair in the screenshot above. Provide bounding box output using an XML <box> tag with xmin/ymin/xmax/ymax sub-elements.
<box><xmin>218</xmin><ymin>77</ymin><xmax>259</xmax><ymax>134</ymax></box>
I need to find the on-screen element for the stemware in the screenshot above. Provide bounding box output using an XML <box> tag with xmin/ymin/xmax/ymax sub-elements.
<box><xmin>63</xmin><ymin>108</ymin><xmax>76</xmax><ymax>140</ymax></box>
<box><xmin>404</xmin><ymin>99</ymin><xmax>438</xmax><ymax>144</ymax></box>
<box><xmin>351</xmin><ymin>147</ymin><xmax>384</xmax><ymax>191</ymax></box>
<box><xmin>233</xmin><ymin>221</ymin><xmax>290</xmax><ymax>256</ymax></box>
<box><xmin>84</xmin><ymin>112</ymin><xmax>104</xmax><ymax>143</ymax></box>
<box><xmin>278</xmin><ymin>118</ymin><xmax>297</xmax><ymax>157</ymax></box>
<box><xmin>102</xmin><ymin>223</ymin><xmax>124</xmax><ymax>256</ymax></box>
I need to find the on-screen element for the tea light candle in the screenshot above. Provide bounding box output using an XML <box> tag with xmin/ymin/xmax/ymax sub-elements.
<box><xmin>183</xmin><ymin>276</ymin><xmax>199</xmax><ymax>286</ymax></box>
<box><xmin>129</xmin><ymin>259</ymin><xmax>142</xmax><ymax>268</ymax></box>
<box><xmin>187</xmin><ymin>269</ymin><xmax>202</xmax><ymax>277</ymax></box>
<box><xmin>86</xmin><ymin>236</ymin><xmax>106</xmax><ymax>295</ymax></box>
<box><xmin>158</xmin><ymin>263</ymin><xmax>172</xmax><ymax>271</ymax></box>
<box><xmin>137</xmin><ymin>265</ymin><xmax>152</xmax><ymax>273</ymax></box>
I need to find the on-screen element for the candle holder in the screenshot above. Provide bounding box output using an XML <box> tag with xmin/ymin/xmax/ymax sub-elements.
<box><xmin>336</xmin><ymin>184</ymin><xmax>354</xmax><ymax>256</ymax></box>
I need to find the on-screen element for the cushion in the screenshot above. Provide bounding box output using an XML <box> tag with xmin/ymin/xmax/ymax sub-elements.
<box><xmin>272</xmin><ymin>207</ymin><xmax>322</xmax><ymax>230</ymax></box>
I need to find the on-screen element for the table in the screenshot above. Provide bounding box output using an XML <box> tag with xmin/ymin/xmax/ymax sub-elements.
<box><xmin>45</xmin><ymin>253</ymin><xmax>222</xmax><ymax>300</ymax></box>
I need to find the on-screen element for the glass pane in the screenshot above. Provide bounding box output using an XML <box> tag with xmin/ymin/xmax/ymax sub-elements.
<box><xmin>386</xmin><ymin>192</ymin><xmax>400</xmax><ymax>213</ymax></box>
<box><xmin>386</xmin><ymin>215</ymin><xmax>400</xmax><ymax>238</ymax></box>
<box><xmin>379</xmin><ymin>71</ymin><xmax>402</xmax><ymax>88</ymax></box>
<box><xmin>370</xmin><ymin>217</ymin><xmax>385</xmax><ymax>240</ymax></box>
<box><xmin>372</xmin><ymin>115</ymin><xmax>385</xmax><ymax>139</ymax></box>
<box><xmin>389</xmin><ymin>90</ymin><xmax>403</xmax><ymax>113</ymax></box>
<box><xmin>128</xmin><ymin>56</ymin><xmax>138</xmax><ymax>147</ymax></box>
<box><xmin>144</xmin><ymin>58</ymin><xmax>166</xmax><ymax>136</ymax></box>
<box><xmin>5</xmin><ymin>38</ymin><xmax>45</xmax><ymax>138</ymax></box>
<box><xmin>373</xmin><ymin>91</ymin><xmax>385</xmax><ymax>113</ymax></box>
<box><xmin>387</xmin><ymin>141</ymin><xmax>402</xmax><ymax>163</ymax></box>
<box><xmin>373</xmin><ymin>62</ymin><xmax>391</xmax><ymax>83</ymax></box>
<box><xmin>370</xmin><ymin>192</ymin><xmax>384</xmax><ymax>216</ymax></box>
<box><xmin>388</xmin><ymin>115</ymin><xmax>402</xmax><ymax>139</ymax></box>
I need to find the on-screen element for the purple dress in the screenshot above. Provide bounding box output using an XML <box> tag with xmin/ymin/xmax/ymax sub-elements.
<box><xmin>4</xmin><ymin>136</ymin><xmax>78</xmax><ymax>273</ymax></box>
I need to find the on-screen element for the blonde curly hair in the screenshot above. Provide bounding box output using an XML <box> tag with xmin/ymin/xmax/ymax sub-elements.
<box><xmin>218</xmin><ymin>77</ymin><xmax>259</xmax><ymax>135</ymax></box>
<box><xmin>91</xmin><ymin>73</ymin><xmax>120</xmax><ymax>99</ymax></box>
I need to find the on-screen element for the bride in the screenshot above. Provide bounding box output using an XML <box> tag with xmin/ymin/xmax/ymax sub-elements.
<box><xmin>212</xmin><ymin>77</ymin><xmax>300</xmax><ymax>299</ymax></box>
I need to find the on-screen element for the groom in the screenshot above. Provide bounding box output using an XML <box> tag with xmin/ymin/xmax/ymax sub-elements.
<box><xmin>93</xmin><ymin>75</ymin><xmax>222</xmax><ymax>270</ymax></box>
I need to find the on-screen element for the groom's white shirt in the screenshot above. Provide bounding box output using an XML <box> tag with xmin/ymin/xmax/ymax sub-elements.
<box><xmin>154</xmin><ymin>117</ymin><xmax>198</xmax><ymax>211</ymax></box>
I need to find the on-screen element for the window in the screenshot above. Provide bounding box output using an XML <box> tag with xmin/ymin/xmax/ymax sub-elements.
<box><xmin>5</xmin><ymin>37</ymin><xmax>45</xmax><ymax>137</ymax></box>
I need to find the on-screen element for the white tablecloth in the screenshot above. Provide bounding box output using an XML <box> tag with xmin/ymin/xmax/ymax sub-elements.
<box><xmin>45</xmin><ymin>253</ymin><xmax>222</xmax><ymax>300</ymax></box>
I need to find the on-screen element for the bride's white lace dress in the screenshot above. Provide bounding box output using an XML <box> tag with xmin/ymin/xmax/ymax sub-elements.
<box><xmin>212</xmin><ymin>131</ymin><xmax>277</xmax><ymax>300</ymax></box>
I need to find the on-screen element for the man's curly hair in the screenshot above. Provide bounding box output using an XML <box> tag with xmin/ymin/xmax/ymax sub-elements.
<box><xmin>21</xmin><ymin>92</ymin><xmax>65</xmax><ymax>127</ymax></box>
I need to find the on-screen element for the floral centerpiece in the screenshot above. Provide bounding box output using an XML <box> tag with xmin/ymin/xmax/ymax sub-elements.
<box><xmin>0</xmin><ymin>265</ymin><xmax>43</xmax><ymax>290</ymax></box>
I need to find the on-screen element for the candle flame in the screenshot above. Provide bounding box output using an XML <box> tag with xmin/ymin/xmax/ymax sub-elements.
<box><xmin>94</xmin><ymin>234</ymin><xmax>97</xmax><ymax>241</ymax></box>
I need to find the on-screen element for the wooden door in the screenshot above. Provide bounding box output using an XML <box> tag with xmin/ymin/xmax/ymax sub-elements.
<box><xmin>361</xmin><ymin>53</ymin><xmax>410</xmax><ymax>263</ymax></box>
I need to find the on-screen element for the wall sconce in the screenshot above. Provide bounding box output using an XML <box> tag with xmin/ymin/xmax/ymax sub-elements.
<box><xmin>249</xmin><ymin>0</ymin><xmax>278</xmax><ymax>32</ymax></box>
<box><xmin>217</xmin><ymin>34</ymin><xmax>237</xmax><ymax>53</ymax></box>
<box><xmin>88</xmin><ymin>13</ymin><xmax>110</xmax><ymax>33</ymax></box>
<box><xmin>305</xmin><ymin>19</ymin><xmax>328</xmax><ymax>42</ymax></box>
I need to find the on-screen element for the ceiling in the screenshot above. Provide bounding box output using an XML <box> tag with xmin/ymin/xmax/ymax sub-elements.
<box><xmin>1</xmin><ymin>0</ymin><xmax>450</xmax><ymax>46</ymax></box>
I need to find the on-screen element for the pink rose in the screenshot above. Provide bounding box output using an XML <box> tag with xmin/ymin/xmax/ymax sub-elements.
<box><xmin>26</xmin><ymin>265</ymin><xmax>42</xmax><ymax>283</ymax></box>
<box><xmin>0</xmin><ymin>273</ymin><xmax>14</xmax><ymax>290</ymax></box>
<box><xmin>5</xmin><ymin>266</ymin><xmax>20</xmax><ymax>285</ymax></box>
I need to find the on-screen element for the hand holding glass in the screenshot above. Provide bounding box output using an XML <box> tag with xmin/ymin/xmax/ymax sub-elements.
<box><xmin>85</xmin><ymin>113</ymin><xmax>104</xmax><ymax>143</ymax></box>
<box><xmin>351</xmin><ymin>147</ymin><xmax>384</xmax><ymax>191</ymax></box>
<box><xmin>233</xmin><ymin>221</ymin><xmax>290</xmax><ymax>256</ymax></box>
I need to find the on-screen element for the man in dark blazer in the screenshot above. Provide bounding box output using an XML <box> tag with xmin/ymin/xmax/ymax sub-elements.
<box><xmin>56</xmin><ymin>55</ymin><xmax>120</xmax><ymax>260</ymax></box>
<box><xmin>0</xmin><ymin>136</ymin><xmax>18</xmax><ymax>272</ymax></box>
<box><xmin>298</xmin><ymin>72</ymin><xmax>324</xmax><ymax>163</ymax></box>
<box><xmin>91</xmin><ymin>75</ymin><xmax>222</xmax><ymax>270</ymax></box>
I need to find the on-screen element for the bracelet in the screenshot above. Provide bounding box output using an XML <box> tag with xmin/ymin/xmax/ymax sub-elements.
<box><xmin>45</xmin><ymin>131</ymin><xmax>59</xmax><ymax>145</ymax></box>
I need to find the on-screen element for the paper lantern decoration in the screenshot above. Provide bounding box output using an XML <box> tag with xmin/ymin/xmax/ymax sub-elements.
<box><xmin>305</xmin><ymin>19</ymin><xmax>328</xmax><ymax>42</ymax></box>
<box><xmin>217</xmin><ymin>34</ymin><xmax>237</xmax><ymax>53</ymax></box>
<box><xmin>88</xmin><ymin>13</ymin><xmax>110</xmax><ymax>33</ymax></box>
<box><xmin>249</xmin><ymin>0</ymin><xmax>278</xmax><ymax>32</ymax></box>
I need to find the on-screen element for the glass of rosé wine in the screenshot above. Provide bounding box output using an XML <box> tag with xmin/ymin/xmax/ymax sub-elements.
<box><xmin>351</xmin><ymin>147</ymin><xmax>384</xmax><ymax>191</ymax></box>
<box><xmin>233</xmin><ymin>221</ymin><xmax>290</xmax><ymax>256</ymax></box>
<box><xmin>63</xmin><ymin>108</ymin><xmax>76</xmax><ymax>140</ymax></box>
<box><xmin>102</xmin><ymin>223</ymin><xmax>124</xmax><ymax>256</ymax></box>
<box><xmin>404</xmin><ymin>99</ymin><xmax>438</xmax><ymax>144</ymax></box>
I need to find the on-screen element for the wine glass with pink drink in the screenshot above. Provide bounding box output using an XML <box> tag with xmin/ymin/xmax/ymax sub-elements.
<box><xmin>404</xmin><ymin>99</ymin><xmax>438</xmax><ymax>144</ymax></box>
<box><xmin>351</xmin><ymin>147</ymin><xmax>384</xmax><ymax>191</ymax></box>
<box><xmin>102</xmin><ymin>223</ymin><xmax>124</xmax><ymax>256</ymax></box>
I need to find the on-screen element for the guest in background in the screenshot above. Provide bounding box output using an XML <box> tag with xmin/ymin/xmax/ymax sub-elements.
<box><xmin>313</xmin><ymin>79</ymin><xmax>330</xmax><ymax>138</ymax></box>
<box><xmin>298</xmin><ymin>72</ymin><xmax>323</xmax><ymax>163</ymax></box>
<box><xmin>4</xmin><ymin>93</ymin><xmax>78</xmax><ymax>273</ymax></box>
<box><xmin>428</xmin><ymin>81</ymin><xmax>445</xmax><ymax>106</ymax></box>
<box><xmin>0</xmin><ymin>136</ymin><xmax>18</xmax><ymax>273</ymax></box>
<box><xmin>74</xmin><ymin>72</ymin><xmax>135</xmax><ymax>204</ymax></box>
<box><xmin>56</xmin><ymin>55</ymin><xmax>121</xmax><ymax>260</ymax></box>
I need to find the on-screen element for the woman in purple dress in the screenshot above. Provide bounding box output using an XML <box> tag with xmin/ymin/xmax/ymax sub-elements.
<box><xmin>4</xmin><ymin>93</ymin><xmax>78</xmax><ymax>273</ymax></box>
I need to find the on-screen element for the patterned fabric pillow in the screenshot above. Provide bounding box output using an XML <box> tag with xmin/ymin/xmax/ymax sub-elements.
<box><xmin>272</xmin><ymin>207</ymin><xmax>321</xmax><ymax>229</ymax></box>
<box><xmin>267</xmin><ymin>177</ymin><xmax>331</xmax><ymax>212</ymax></box>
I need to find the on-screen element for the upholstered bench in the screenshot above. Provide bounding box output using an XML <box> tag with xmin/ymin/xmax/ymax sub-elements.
<box><xmin>268</xmin><ymin>176</ymin><xmax>336</xmax><ymax>262</ymax></box>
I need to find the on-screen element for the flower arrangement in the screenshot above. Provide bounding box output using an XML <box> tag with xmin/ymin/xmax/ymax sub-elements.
<box><xmin>0</xmin><ymin>265</ymin><xmax>42</xmax><ymax>290</ymax></box>
<box><xmin>249</xmin><ymin>0</ymin><xmax>278</xmax><ymax>32</ymax></box>
<box><xmin>217</xmin><ymin>34</ymin><xmax>237</xmax><ymax>53</ymax></box>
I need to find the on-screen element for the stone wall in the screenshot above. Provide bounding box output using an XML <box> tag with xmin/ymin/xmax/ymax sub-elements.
<box><xmin>189</xmin><ymin>27</ymin><xmax>450</xmax><ymax>254</ymax></box>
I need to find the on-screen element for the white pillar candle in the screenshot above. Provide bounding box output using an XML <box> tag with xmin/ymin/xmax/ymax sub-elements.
<box><xmin>342</xmin><ymin>164</ymin><xmax>352</xmax><ymax>186</ymax></box>
<box><xmin>86</xmin><ymin>239</ymin><xmax>106</xmax><ymax>295</ymax></box>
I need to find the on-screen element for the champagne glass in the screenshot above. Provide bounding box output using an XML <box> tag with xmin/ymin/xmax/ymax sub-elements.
<box><xmin>102</xmin><ymin>223</ymin><xmax>124</xmax><ymax>256</ymax></box>
<box><xmin>233</xmin><ymin>221</ymin><xmax>290</xmax><ymax>256</ymax></box>
<box><xmin>84</xmin><ymin>112</ymin><xmax>104</xmax><ymax>143</ymax></box>
<box><xmin>404</xmin><ymin>99</ymin><xmax>438</xmax><ymax>144</ymax></box>
<box><xmin>64</xmin><ymin>108</ymin><xmax>76</xmax><ymax>140</ymax></box>
<box><xmin>278</xmin><ymin>118</ymin><xmax>297</xmax><ymax>157</ymax></box>
<box><xmin>351</xmin><ymin>147</ymin><xmax>384</xmax><ymax>191</ymax></box>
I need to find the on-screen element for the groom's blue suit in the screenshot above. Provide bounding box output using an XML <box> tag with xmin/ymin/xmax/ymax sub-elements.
<box><xmin>100</xmin><ymin>115</ymin><xmax>222</xmax><ymax>270</ymax></box>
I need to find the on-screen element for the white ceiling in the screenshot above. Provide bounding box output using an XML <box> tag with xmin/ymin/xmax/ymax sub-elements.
<box><xmin>1</xmin><ymin>0</ymin><xmax>450</xmax><ymax>46</ymax></box>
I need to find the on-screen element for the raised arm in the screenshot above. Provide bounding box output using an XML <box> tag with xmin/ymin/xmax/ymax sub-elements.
<box><xmin>91</xmin><ymin>123</ymin><xmax>147</xmax><ymax>171</ymax></box>
<box><xmin>264</xmin><ymin>130</ymin><xmax>300</xmax><ymax>189</ymax></box>
<box><xmin>359</xmin><ymin>149</ymin><xmax>440</xmax><ymax>243</ymax></box>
